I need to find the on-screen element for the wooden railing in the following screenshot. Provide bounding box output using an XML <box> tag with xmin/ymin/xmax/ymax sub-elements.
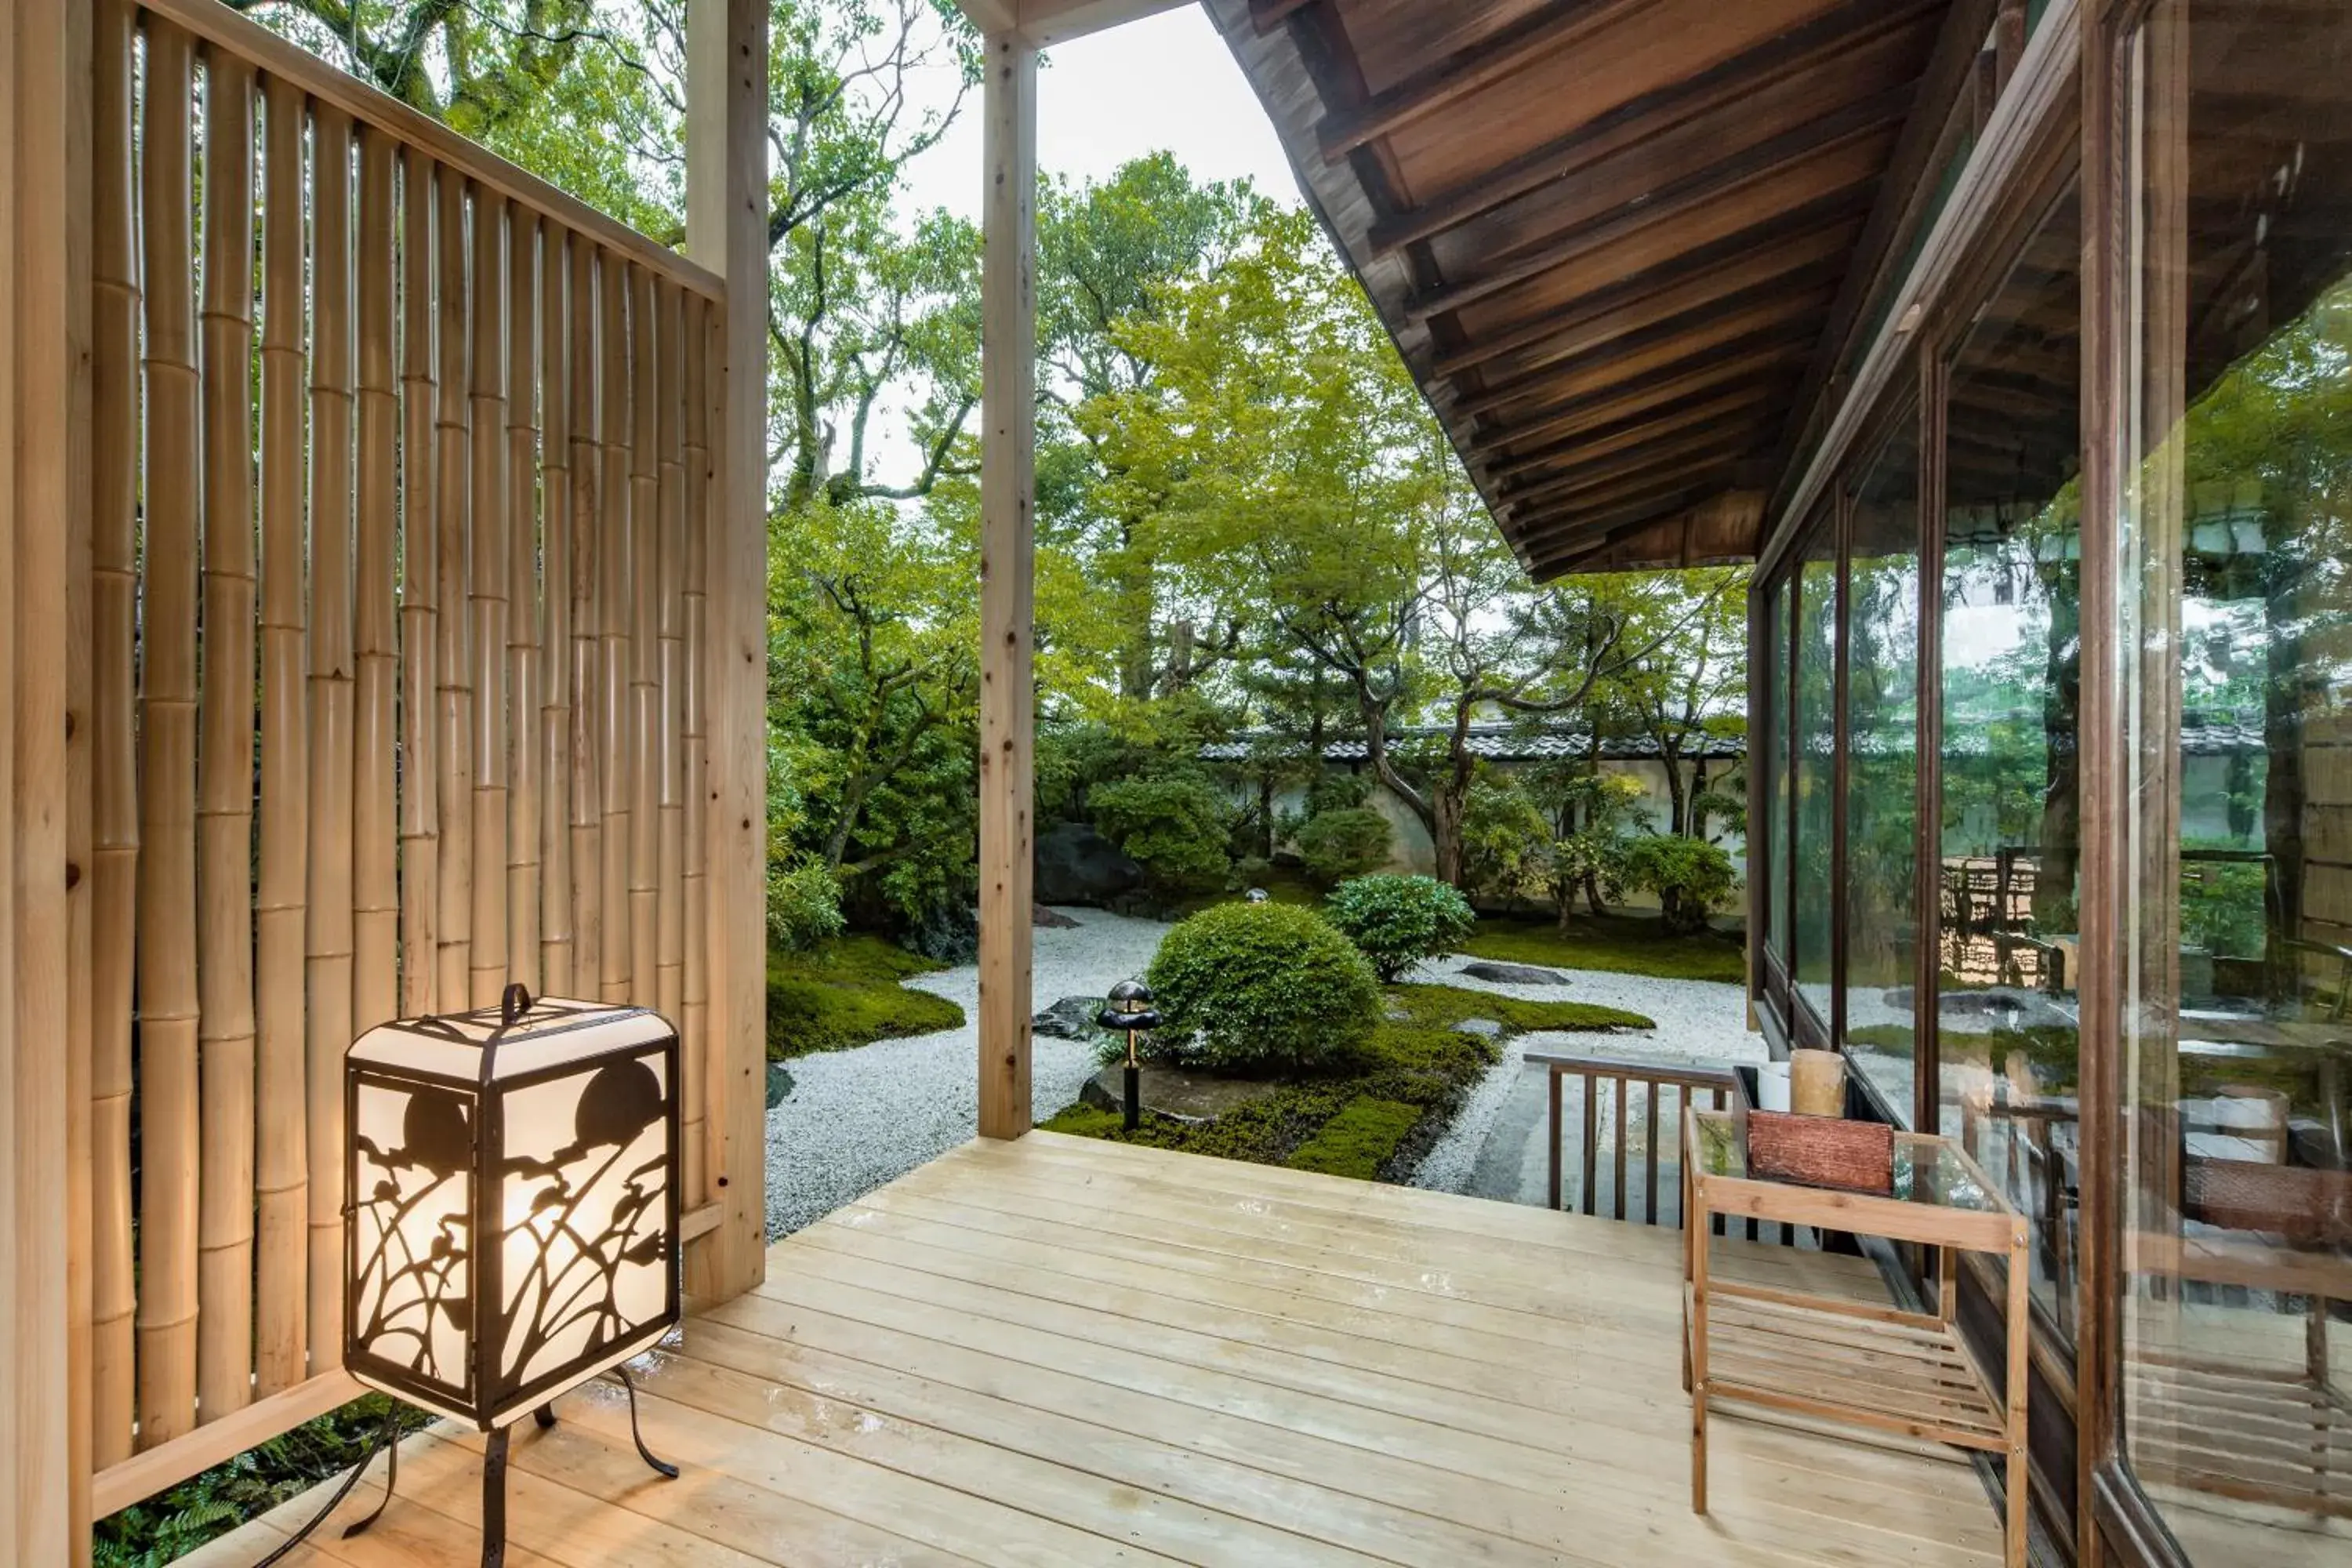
<box><xmin>84</xmin><ymin>0</ymin><xmax>737</xmax><ymax>1514</ymax></box>
<box><xmin>1528</xmin><ymin>1051</ymin><xmax>1800</xmax><ymax>1243</ymax></box>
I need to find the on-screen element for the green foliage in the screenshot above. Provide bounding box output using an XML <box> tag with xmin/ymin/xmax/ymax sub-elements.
<box><xmin>1088</xmin><ymin>771</ymin><xmax>1233</xmax><ymax>893</ymax></box>
<box><xmin>1461</xmin><ymin>915</ymin><xmax>1747</xmax><ymax>984</ymax></box>
<box><xmin>1324</xmin><ymin>875</ymin><xmax>1475</xmax><ymax>982</ymax></box>
<box><xmin>1296</xmin><ymin>806</ymin><xmax>1394</xmax><ymax>887</ymax></box>
<box><xmin>1284</xmin><ymin>1098</ymin><xmax>1425</xmax><ymax>1180</ymax></box>
<box><xmin>766</xmin><ymin>935</ymin><xmax>962</xmax><ymax>1061</ymax></box>
<box><xmin>93</xmin><ymin>1394</ymin><xmax>432</xmax><ymax>1566</ymax></box>
<box><xmin>1145</xmin><ymin>902</ymin><xmax>1381</xmax><ymax>1073</ymax></box>
<box><xmin>767</xmin><ymin>857</ymin><xmax>847</xmax><ymax>953</ymax></box>
<box><xmin>1460</xmin><ymin>777</ymin><xmax>1552</xmax><ymax>901</ymax></box>
<box><xmin>1623</xmin><ymin>835</ymin><xmax>1739</xmax><ymax>935</ymax></box>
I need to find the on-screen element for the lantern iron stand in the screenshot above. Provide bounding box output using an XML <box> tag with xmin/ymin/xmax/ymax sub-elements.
<box><xmin>249</xmin><ymin>1368</ymin><xmax>676</xmax><ymax>1568</ymax></box>
<box><xmin>1096</xmin><ymin>980</ymin><xmax>1160</xmax><ymax>1132</ymax></box>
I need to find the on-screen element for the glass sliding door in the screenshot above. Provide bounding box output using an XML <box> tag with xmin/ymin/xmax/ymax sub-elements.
<box><xmin>1940</xmin><ymin>181</ymin><xmax>2084</xmax><ymax>1337</ymax></box>
<box><xmin>1765</xmin><ymin>575</ymin><xmax>1793</xmax><ymax>984</ymax></box>
<box><xmin>1794</xmin><ymin>521</ymin><xmax>1840</xmax><ymax>1033</ymax></box>
<box><xmin>1845</xmin><ymin>423</ymin><xmax>1922</xmax><ymax>1118</ymax></box>
<box><xmin>2115</xmin><ymin>2</ymin><xmax>2352</xmax><ymax>1558</ymax></box>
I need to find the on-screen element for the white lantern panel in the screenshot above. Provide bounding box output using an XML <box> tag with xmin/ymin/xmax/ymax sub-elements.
<box><xmin>350</xmin><ymin>1076</ymin><xmax>475</xmax><ymax>1414</ymax></box>
<box><xmin>495</xmin><ymin>1049</ymin><xmax>672</xmax><ymax>1391</ymax></box>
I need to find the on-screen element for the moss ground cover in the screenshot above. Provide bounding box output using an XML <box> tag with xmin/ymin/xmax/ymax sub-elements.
<box><xmin>1461</xmin><ymin>913</ymin><xmax>1747</xmax><ymax>983</ymax></box>
<box><xmin>766</xmin><ymin>934</ymin><xmax>964</xmax><ymax>1060</ymax></box>
<box><xmin>1040</xmin><ymin>981</ymin><xmax>1653</xmax><ymax>1181</ymax></box>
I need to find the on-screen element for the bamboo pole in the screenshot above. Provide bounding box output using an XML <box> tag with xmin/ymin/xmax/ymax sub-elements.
<box><xmin>135</xmin><ymin>18</ymin><xmax>202</xmax><ymax>1447</ymax></box>
<box><xmin>655</xmin><ymin>281</ymin><xmax>688</xmax><ymax>1035</ymax></box>
<box><xmin>195</xmin><ymin>50</ymin><xmax>260</xmax><ymax>1426</ymax></box>
<box><xmin>627</xmin><ymin>265</ymin><xmax>660</xmax><ymax>1010</ymax></box>
<box><xmin>252</xmin><ymin>70</ymin><xmax>311</xmax><ymax>1396</ymax></box>
<box><xmin>87</xmin><ymin>0</ymin><xmax>140</xmax><ymax>1465</ymax></box>
<box><xmin>304</xmin><ymin>103</ymin><xmax>358</xmax><ymax>1374</ymax></box>
<box><xmin>598</xmin><ymin>253</ymin><xmax>632</xmax><ymax>1005</ymax></box>
<box><xmin>352</xmin><ymin>126</ymin><xmax>400</xmax><ymax>1042</ymax></box>
<box><xmin>569</xmin><ymin>241</ymin><xmax>601</xmax><ymax>996</ymax></box>
<box><xmin>539</xmin><ymin>227</ymin><xmax>574</xmax><ymax>995</ymax></box>
<box><xmin>470</xmin><ymin>189</ymin><xmax>510</xmax><ymax>1008</ymax></box>
<box><xmin>434</xmin><ymin>171</ymin><xmax>473</xmax><ymax>1008</ymax></box>
<box><xmin>397</xmin><ymin>151</ymin><xmax>440</xmax><ymax>1021</ymax></box>
<box><xmin>681</xmin><ymin>295</ymin><xmax>713</xmax><ymax>1209</ymax></box>
<box><xmin>506</xmin><ymin>209</ymin><xmax>542</xmax><ymax>997</ymax></box>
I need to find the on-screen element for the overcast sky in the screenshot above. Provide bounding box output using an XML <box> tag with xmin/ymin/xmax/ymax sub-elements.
<box><xmin>899</xmin><ymin>4</ymin><xmax>1305</xmax><ymax>221</ymax></box>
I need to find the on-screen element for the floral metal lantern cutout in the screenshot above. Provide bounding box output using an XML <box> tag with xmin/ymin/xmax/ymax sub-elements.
<box><xmin>332</xmin><ymin>985</ymin><xmax>681</xmax><ymax>1566</ymax></box>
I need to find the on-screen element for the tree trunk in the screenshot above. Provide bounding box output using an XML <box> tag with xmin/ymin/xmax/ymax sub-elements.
<box><xmin>1433</xmin><ymin>786</ymin><xmax>1465</xmax><ymax>887</ymax></box>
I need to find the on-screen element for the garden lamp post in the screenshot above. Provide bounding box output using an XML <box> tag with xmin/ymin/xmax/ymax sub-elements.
<box><xmin>1096</xmin><ymin>979</ymin><xmax>1160</xmax><ymax>1132</ymax></box>
<box><xmin>280</xmin><ymin>985</ymin><xmax>684</xmax><ymax>1568</ymax></box>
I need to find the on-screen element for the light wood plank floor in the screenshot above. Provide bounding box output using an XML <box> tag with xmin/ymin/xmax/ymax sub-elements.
<box><xmin>187</xmin><ymin>1131</ymin><xmax>2007</xmax><ymax>1568</ymax></box>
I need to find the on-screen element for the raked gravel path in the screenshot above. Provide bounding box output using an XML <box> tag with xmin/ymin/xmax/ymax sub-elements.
<box><xmin>763</xmin><ymin>910</ymin><xmax>1761</xmax><ymax>1236</ymax></box>
<box><xmin>764</xmin><ymin>906</ymin><xmax>1167</xmax><ymax>1238</ymax></box>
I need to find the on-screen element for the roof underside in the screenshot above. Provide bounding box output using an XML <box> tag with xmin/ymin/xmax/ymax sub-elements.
<box><xmin>1208</xmin><ymin>0</ymin><xmax>1982</xmax><ymax>578</ymax></box>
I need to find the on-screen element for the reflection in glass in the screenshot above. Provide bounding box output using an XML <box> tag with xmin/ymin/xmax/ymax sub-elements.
<box><xmin>1940</xmin><ymin>183</ymin><xmax>2083</xmax><ymax>1338</ymax></box>
<box><xmin>1766</xmin><ymin>578</ymin><xmax>1792</xmax><ymax>970</ymax></box>
<box><xmin>2118</xmin><ymin>3</ymin><xmax>2352</xmax><ymax>1557</ymax></box>
<box><xmin>1795</xmin><ymin>529</ymin><xmax>1838</xmax><ymax>1027</ymax></box>
<box><xmin>1845</xmin><ymin>426</ymin><xmax>1922</xmax><ymax>1120</ymax></box>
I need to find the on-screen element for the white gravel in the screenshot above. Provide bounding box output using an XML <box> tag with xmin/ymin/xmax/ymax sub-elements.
<box><xmin>763</xmin><ymin>906</ymin><xmax>1168</xmax><ymax>1237</ymax></box>
<box><xmin>764</xmin><ymin>913</ymin><xmax>1768</xmax><ymax>1235</ymax></box>
<box><xmin>1403</xmin><ymin>952</ymin><xmax>1762</xmax><ymax>1195</ymax></box>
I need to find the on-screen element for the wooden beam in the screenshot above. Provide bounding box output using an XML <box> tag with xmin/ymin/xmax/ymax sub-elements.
<box><xmin>5</xmin><ymin>0</ymin><xmax>91</xmax><ymax>1555</ymax></box>
<box><xmin>1405</xmin><ymin>88</ymin><xmax>1907</xmax><ymax>326</ymax></box>
<box><xmin>684</xmin><ymin>0</ymin><xmax>769</xmax><ymax>1305</ymax></box>
<box><xmin>1316</xmin><ymin>0</ymin><xmax>1651</xmax><ymax>162</ymax></box>
<box><xmin>1431</xmin><ymin>209</ymin><xmax>1859</xmax><ymax>379</ymax></box>
<box><xmin>1248</xmin><ymin>0</ymin><xmax>1319</xmax><ymax>34</ymax></box>
<box><xmin>1450</xmin><ymin>289</ymin><xmax>1834</xmax><ymax>422</ymax></box>
<box><xmin>1366</xmin><ymin>0</ymin><xmax>1936</xmax><ymax>259</ymax></box>
<box><xmin>89</xmin><ymin>1370</ymin><xmax>361</xmax><ymax>1519</ymax></box>
<box><xmin>1480</xmin><ymin>384</ymin><xmax>1783</xmax><ymax>483</ymax></box>
<box><xmin>949</xmin><ymin>0</ymin><xmax>1187</xmax><ymax>44</ymax></box>
<box><xmin>978</xmin><ymin>32</ymin><xmax>1037</xmax><ymax>1142</ymax></box>
<box><xmin>1497</xmin><ymin>427</ymin><xmax>1757</xmax><ymax>512</ymax></box>
<box><xmin>1769</xmin><ymin>0</ymin><xmax>1998</xmax><ymax>492</ymax></box>
<box><xmin>1469</xmin><ymin>333</ymin><xmax>1816</xmax><ymax>453</ymax></box>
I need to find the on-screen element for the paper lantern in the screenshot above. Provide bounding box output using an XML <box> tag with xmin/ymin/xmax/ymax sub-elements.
<box><xmin>343</xmin><ymin>985</ymin><xmax>681</xmax><ymax>1428</ymax></box>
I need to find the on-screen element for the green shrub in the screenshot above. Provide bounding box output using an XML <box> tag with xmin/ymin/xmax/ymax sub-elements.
<box><xmin>1090</xmin><ymin>771</ymin><xmax>1232</xmax><ymax>892</ymax></box>
<box><xmin>1145</xmin><ymin>902</ymin><xmax>1381</xmax><ymax>1073</ymax></box>
<box><xmin>1296</xmin><ymin>805</ymin><xmax>1393</xmax><ymax>886</ymax></box>
<box><xmin>1324</xmin><ymin>874</ymin><xmax>1475</xmax><ymax>981</ymax></box>
<box><xmin>1285</xmin><ymin>1097</ymin><xmax>1423</xmax><ymax>1180</ymax></box>
<box><xmin>1623</xmin><ymin>834</ymin><xmax>1738</xmax><ymax>935</ymax></box>
<box><xmin>766</xmin><ymin>857</ymin><xmax>846</xmax><ymax>952</ymax></box>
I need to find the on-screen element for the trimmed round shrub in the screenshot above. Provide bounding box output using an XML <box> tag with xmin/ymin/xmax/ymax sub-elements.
<box><xmin>1324</xmin><ymin>874</ymin><xmax>1476</xmax><ymax>982</ymax></box>
<box><xmin>1296</xmin><ymin>805</ymin><xmax>1393</xmax><ymax>886</ymax></box>
<box><xmin>1090</xmin><ymin>772</ymin><xmax>1232</xmax><ymax>892</ymax></box>
<box><xmin>1624</xmin><ymin>833</ymin><xmax>1738</xmax><ymax>935</ymax></box>
<box><xmin>1145</xmin><ymin>902</ymin><xmax>1381</xmax><ymax>1073</ymax></box>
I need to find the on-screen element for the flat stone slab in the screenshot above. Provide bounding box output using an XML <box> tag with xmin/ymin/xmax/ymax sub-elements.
<box><xmin>1458</xmin><ymin>960</ymin><xmax>1572</xmax><ymax>986</ymax></box>
<box><xmin>1451</xmin><ymin>1018</ymin><xmax>1506</xmax><ymax>1039</ymax></box>
<box><xmin>1081</xmin><ymin>1064</ymin><xmax>1283</xmax><ymax>1124</ymax></box>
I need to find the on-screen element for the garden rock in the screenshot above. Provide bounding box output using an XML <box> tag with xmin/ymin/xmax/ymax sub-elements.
<box><xmin>1458</xmin><ymin>960</ymin><xmax>1572</xmax><ymax>986</ymax></box>
<box><xmin>1032</xmin><ymin>995</ymin><xmax>1105</xmax><ymax>1040</ymax></box>
<box><xmin>1451</xmin><ymin>1018</ymin><xmax>1506</xmax><ymax>1040</ymax></box>
<box><xmin>1033</xmin><ymin>903</ymin><xmax>1080</xmax><ymax>928</ymax></box>
<box><xmin>1034</xmin><ymin>822</ymin><xmax>1143</xmax><ymax>906</ymax></box>
<box><xmin>765</xmin><ymin>1062</ymin><xmax>795</xmax><ymax>1109</ymax></box>
<box><xmin>1081</xmin><ymin>1063</ymin><xmax>1281</xmax><ymax>1123</ymax></box>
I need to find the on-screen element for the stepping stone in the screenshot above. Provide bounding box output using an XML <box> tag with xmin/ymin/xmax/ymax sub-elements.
<box><xmin>1458</xmin><ymin>960</ymin><xmax>1571</xmax><ymax>986</ymax></box>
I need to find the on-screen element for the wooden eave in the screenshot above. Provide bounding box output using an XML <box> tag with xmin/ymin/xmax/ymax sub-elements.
<box><xmin>1209</xmin><ymin>0</ymin><xmax>1988</xmax><ymax>578</ymax></box>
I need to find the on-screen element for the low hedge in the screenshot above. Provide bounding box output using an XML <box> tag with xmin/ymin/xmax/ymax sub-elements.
<box><xmin>1146</xmin><ymin>901</ymin><xmax>1382</xmax><ymax>1073</ymax></box>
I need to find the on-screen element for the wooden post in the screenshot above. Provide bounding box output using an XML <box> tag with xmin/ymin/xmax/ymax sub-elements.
<box><xmin>627</xmin><ymin>266</ymin><xmax>660</xmax><ymax>1010</ymax></box>
<box><xmin>685</xmin><ymin>0</ymin><xmax>768</xmax><ymax>1301</ymax></box>
<box><xmin>568</xmin><ymin>241</ymin><xmax>603</xmax><ymax>996</ymax></box>
<box><xmin>977</xmin><ymin>31</ymin><xmax>1037</xmax><ymax>1143</ymax></box>
<box><xmin>7</xmin><ymin>0</ymin><xmax>93</xmax><ymax>1548</ymax></box>
<box><xmin>597</xmin><ymin>255</ymin><xmax>632</xmax><ymax>1007</ymax></box>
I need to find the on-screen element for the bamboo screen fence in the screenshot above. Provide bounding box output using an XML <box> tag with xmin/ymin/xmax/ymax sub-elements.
<box><xmin>85</xmin><ymin>0</ymin><xmax>730</xmax><ymax>1511</ymax></box>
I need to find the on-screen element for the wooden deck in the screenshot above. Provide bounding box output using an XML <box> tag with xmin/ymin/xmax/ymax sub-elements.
<box><xmin>187</xmin><ymin>1131</ymin><xmax>2006</xmax><ymax>1568</ymax></box>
